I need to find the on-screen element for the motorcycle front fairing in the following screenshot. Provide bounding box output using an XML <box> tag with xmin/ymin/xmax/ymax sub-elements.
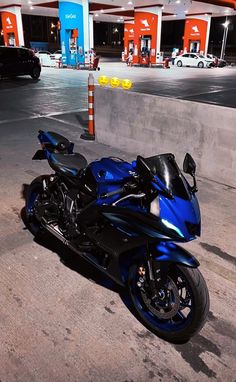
<box><xmin>76</xmin><ymin>202</ymin><xmax>200</xmax><ymax>286</ymax></box>
<box><xmin>159</xmin><ymin>194</ymin><xmax>200</xmax><ymax>240</ymax></box>
<box><xmin>82</xmin><ymin>153</ymin><xmax>201</xmax><ymax>285</ymax></box>
<box><xmin>143</xmin><ymin>153</ymin><xmax>201</xmax><ymax>241</ymax></box>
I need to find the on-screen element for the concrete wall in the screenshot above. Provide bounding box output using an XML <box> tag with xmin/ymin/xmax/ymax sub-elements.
<box><xmin>94</xmin><ymin>87</ymin><xmax>236</xmax><ymax>188</ymax></box>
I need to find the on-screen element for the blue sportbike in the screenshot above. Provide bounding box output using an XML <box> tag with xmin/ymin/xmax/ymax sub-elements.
<box><xmin>26</xmin><ymin>130</ymin><xmax>209</xmax><ymax>343</ymax></box>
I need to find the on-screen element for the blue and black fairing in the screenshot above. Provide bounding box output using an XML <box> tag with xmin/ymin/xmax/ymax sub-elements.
<box><xmin>83</xmin><ymin>157</ymin><xmax>136</xmax><ymax>204</ymax></box>
<box><xmin>158</xmin><ymin>193</ymin><xmax>200</xmax><ymax>241</ymax></box>
<box><xmin>31</xmin><ymin>132</ymin><xmax>201</xmax><ymax>285</ymax></box>
<box><xmin>90</xmin><ymin>157</ymin><xmax>134</xmax><ymax>194</ymax></box>
<box><xmin>134</xmin><ymin>153</ymin><xmax>201</xmax><ymax>242</ymax></box>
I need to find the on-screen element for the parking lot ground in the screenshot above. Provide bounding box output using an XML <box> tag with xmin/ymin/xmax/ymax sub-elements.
<box><xmin>96</xmin><ymin>62</ymin><xmax>236</xmax><ymax>108</ymax></box>
<box><xmin>1</xmin><ymin>63</ymin><xmax>236</xmax><ymax>116</ymax></box>
<box><xmin>0</xmin><ymin>67</ymin><xmax>236</xmax><ymax>382</ymax></box>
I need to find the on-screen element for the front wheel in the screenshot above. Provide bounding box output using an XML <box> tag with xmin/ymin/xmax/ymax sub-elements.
<box><xmin>198</xmin><ymin>61</ymin><xmax>204</xmax><ymax>68</ymax></box>
<box><xmin>128</xmin><ymin>262</ymin><xmax>209</xmax><ymax>343</ymax></box>
<box><xmin>177</xmin><ymin>60</ymin><xmax>183</xmax><ymax>67</ymax></box>
<box><xmin>31</xmin><ymin>66</ymin><xmax>41</xmax><ymax>79</ymax></box>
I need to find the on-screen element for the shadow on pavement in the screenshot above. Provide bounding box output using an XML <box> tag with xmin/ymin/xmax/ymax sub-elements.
<box><xmin>75</xmin><ymin>110</ymin><xmax>88</xmax><ymax>128</ymax></box>
<box><xmin>21</xmin><ymin>204</ymin><xmax>120</xmax><ymax>294</ymax></box>
<box><xmin>0</xmin><ymin>76</ymin><xmax>40</xmax><ymax>90</ymax></box>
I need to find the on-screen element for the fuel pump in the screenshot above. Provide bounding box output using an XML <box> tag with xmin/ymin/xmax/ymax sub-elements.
<box><xmin>69</xmin><ymin>28</ymin><xmax>78</xmax><ymax>65</ymax></box>
<box><xmin>189</xmin><ymin>40</ymin><xmax>200</xmax><ymax>53</ymax></box>
<box><xmin>6</xmin><ymin>32</ymin><xmax>16</xmax><ymax>46</ymax></box>
<box><xmin>139</xmin><ymin>36</ymin><xmax>151</xmax><ymax>66</ymax></box>
<box><xmin>123</xmin><ymin>40</ymin><xmax>134</xmax><ymax>62</ymax></box>
<box><xmin>128</xmin><ymin>40</ymin><xmax>134</xmax><ymax>54</ymax></box>
<box><xmin>84</xmin><ymin>48</ymin><xmax>96</xmax><ymax>68</ymax></box>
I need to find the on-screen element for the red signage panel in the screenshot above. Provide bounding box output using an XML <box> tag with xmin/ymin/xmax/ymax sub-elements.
<box><xmin>1</xmin><ymin>11</ymin><xmax>19</xmax><ymax>46</ymax></box>
<box><xmin>183</xmin><ymin>18</ymin><xmax>208</xmax><ymax>53</ymax></box>
<box><xmin>133</xmin><ymin>11</ymin><xmax>158</xmax><ymax>64</ymax></box>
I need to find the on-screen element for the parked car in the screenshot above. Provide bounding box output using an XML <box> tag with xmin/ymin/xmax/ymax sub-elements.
<box><xmin>50</xmin><ymin>49</ymin><xmax>62</xmax><ymax>66</ymax></box>
<box><xmin>206</xmin><ymin>54</ymin><xmax>227</xmax><ymax>67</ymax></box>
<box><xmin>0</xmin><ymin>46</ymin><xmax>41</xmax><ymax>79</ymax></box>
<box><xmin>175</xmin><ymin>53</ymin><xmax>213</xmax><ymax>68</ymax></box>
<box><xmin>35</xmin><ymin>50</ymin><xmax>52</xmax><ymax>66</ymax></box>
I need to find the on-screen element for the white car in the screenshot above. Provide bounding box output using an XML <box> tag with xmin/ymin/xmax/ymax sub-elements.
<box><xmin>35</xmin><ymin>51</ymin><xmax>52</xmax><ymax>66</ymax></box>
<box><xmin>50</xmin><ymin>50</ymin><xmax>62</xmax><ymax>66</ymax></box>
<box><xmin>207</xmin><ymin>54</ymin><xmax>227</xmax><ymax>67</ymax></box>
<box><xmin>175</xmin><ymin>53</ymin><xmax>213</xmax><ymax>68</ymax></box>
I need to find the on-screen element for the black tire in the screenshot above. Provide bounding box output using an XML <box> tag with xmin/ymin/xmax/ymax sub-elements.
<box><xmin>177</xmin><ymin>60</ymin><xmax>183</xmax><ymax>67</ymax></box>
<box><xmin>128</xmin><ymin>262</ymin><xmax>209</xmax><ymax>343</ymax></box>
<box><xmin>31</xmin><ymin>66</ymin><xmax>41</xmax><ymax>79</ymax></box>
<box><xmin>198</xmin><ymin>61</ymin><xmax>204</xmax><ymax>68</ymax></box>
<box><xmin>25</xmin><ymin>177</ymin><xmax>48</xmax><ymax>238</ymax></box>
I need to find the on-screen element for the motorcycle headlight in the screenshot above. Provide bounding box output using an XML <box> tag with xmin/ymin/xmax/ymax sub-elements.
<box><xmin>150</xmin><ymin>196</ymin><xmax>160</xmax><ymax>216</ymax></box>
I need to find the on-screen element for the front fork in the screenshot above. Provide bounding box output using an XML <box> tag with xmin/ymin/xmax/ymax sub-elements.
<box><xmin>146</xmin><ymin>245</ymin><xmax>170</xmax><ymax>301</ymax></box>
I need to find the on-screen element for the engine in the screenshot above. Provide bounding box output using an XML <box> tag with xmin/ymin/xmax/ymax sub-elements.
<box><xmin>35</xmin><ymin>178</ymin><xmax>82</xmax><ymax>240</ymax></box>
<box><xmin>56</xmin><ymin>186</ymin><xmax>81</xmax><ymax>239</ymax></box>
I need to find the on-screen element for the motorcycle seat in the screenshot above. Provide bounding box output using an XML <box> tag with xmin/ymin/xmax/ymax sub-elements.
<box><xmin>48</xmin><ymin>152</ymin><xmax>88</xmax><ymax>177</ymax></box>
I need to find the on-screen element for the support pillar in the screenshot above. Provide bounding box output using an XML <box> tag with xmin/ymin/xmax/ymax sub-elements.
<box><xmin>183</xmin><ymin>14</ymin><xmax>211</xmax><ymax>55</ymax></box>
<box><xmin>133</xmin><ymin>6</ymin><xmax>162</xmax><ymax>65</ymax></box>
<box><xmin>0</xmin><ymin>5</ymin><xmax>24</xmax><ymax>47</ymax></box>
<box><xmin>89</xmin><ymin>14</ymin><xmax>94</xmax><ymax>49</ymax></box>
<box><xmin>58</xmin><ymin>0</ymin><xmax>90</xmax><ymax>66</ymax></box>
<box><xmin>124</xmin><ymin>21</ymin><xmax>134</xmax><ymax>60</ymax></box>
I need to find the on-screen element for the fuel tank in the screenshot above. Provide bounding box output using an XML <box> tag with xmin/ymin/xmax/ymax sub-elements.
<box><xmin>83</xmin><ymin>157</ymin><xmax>134</xmax><ymax>196</ymax></box>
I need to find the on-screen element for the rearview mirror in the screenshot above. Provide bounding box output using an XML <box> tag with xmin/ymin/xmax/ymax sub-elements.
<box><xmin>183</xmin><ymin>153</ymin><xmax>196</xmax><ymax>175</ymax></box>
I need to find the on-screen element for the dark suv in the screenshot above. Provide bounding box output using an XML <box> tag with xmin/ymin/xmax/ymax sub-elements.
<box><xmin>0</xmin><ymin>46</ymin><xmax>41</xmax><ymax>79</ymax></box>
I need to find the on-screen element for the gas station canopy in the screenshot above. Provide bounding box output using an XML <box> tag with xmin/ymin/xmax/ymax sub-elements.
<box><xmin>1</xmin><ymin>0</ymin><xmax>236</xmax><ymax>21</ymax></box>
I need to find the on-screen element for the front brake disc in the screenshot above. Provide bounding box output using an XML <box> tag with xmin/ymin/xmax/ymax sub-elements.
<box><xmin>141</xmin><ymin>279</ymin><xmax>180</xmax><ymax>320</ymax></box>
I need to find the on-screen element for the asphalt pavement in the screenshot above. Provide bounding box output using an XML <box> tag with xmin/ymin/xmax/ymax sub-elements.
<box><xmin>101</xmin><ymin>62</ymin><xmax>236</xmax><ymax>108</ymax></box>
<box><xmin>0</xmin><ymin>66</ymin><xmax>236</xmax><ymax>382</ymax></box>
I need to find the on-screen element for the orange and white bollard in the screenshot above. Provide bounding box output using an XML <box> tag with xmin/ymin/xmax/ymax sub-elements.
<box><xmin>80</xmin><ymin>73</ymin><xmax>95</xmax><ymax>141</ymax></box>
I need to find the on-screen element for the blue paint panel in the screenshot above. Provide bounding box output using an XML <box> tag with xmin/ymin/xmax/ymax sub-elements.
<box><xmin>153</xmin><ymin>242</ymin><xmax>200</xmax><ymax>267</ymax></box>
<box><xmin>159</xmin><ymin>194</ymin><xmax>201</xmax><ymax>241</ymax></box>
<box><xmin>59</xmin><ymin>1</ymin><xmax>85</xmax><ymax>65</ymax></box>
<box><xmin>89</xmin><ymin>158</ymin><xmax>134</xmax><ymax>196</ymax></box>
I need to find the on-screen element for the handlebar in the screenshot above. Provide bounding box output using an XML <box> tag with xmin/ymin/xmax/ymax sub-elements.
<box><xmin>100</xmin><ymin>181</ymin><xmax>138</xmax><ymax>199</ymax></box>
<box><xmin>100</xmin><ymin>187</ymin><xmax>125</xmax><ymax>199</ymax></box>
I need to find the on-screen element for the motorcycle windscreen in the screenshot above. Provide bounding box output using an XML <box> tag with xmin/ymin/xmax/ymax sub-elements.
<box><xmin>147</xmin><ymin>153</ymin><xmax>191</xmax><ymax>200</ymax></box>
<box><xmin>147</xmin><ymin>154</ymin><xmax>201</xmax><ymax>240</ymax></box>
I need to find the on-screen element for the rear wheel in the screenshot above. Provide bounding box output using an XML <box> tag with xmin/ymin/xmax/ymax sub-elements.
<box><xmin>177</xmin><ymin>60</ymin><xmax>183</xmax><ymax>67</ymax></box>
<box><xmin>26</xmin><ymin>177</ymin><xmax>49</xmax><ymax>238</ymax></box>
<box><xmin>198</xmin><ymin>61</ymin><xmax>204</xmax><ymax>68</ymax></box>
<box><xmin>31</xmin><ymin>66</ymin><xmax>41</xmax><ymax>79</ymax></box>
<box><xmin>128</xmin><ymin>261</ymin><xmax>209</xmax><ymax>343</ymax></box>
